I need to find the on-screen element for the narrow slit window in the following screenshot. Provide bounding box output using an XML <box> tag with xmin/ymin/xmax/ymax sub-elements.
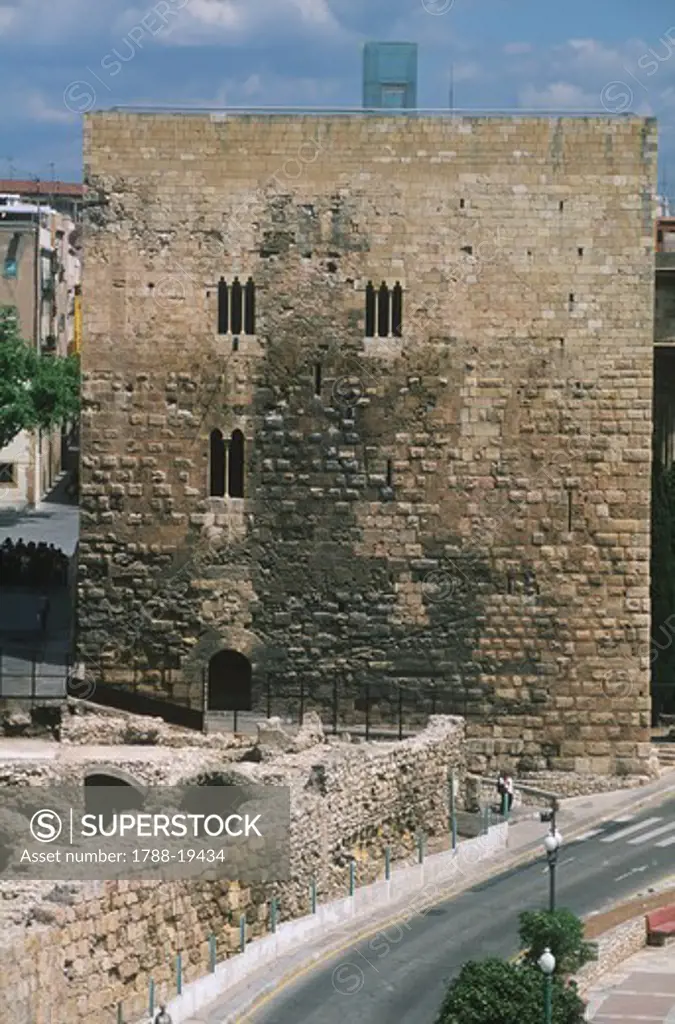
<box><xmin>217</xmin><ymin>278</ymin><xmax>228</xmax><ymax>334</ymax></box>
<box><xmin>386</xmin><ymin>459</ymin><xmax>393</xmax><ymax>487</ymax></box>
<box><xmin>365</xmin><ymin>281</ymin><xmax>375</xmax><ymax>337</ymax></box>
<box><xmin>567</xmin><ymin>489</ymin><xmax>573</xmax><ymax>531</ymax></box>
<box><xmin>209</xmin><ymin>429</ymin><xmax>226</xmax><ymax>497</ymax></box>
<box><xmin>230</xmin><ymin>277</ymin><xmax>243</xmax><ymax>335</ymax></box>
<box><xmin>568</xmin><ymin>293</ymin><xmax>575</xmax><ymax>309</ymax></box>
<box><xmin>377</xmin><ymin>282</ymin><xmax>389</xmax><ymax>338</ymax></box>
<box><xmin>559</xmin><ymin>201</ymin><xmax>564</xmax><ymax>212</ymax></box>
<box><xmin>244</xmin><ymin>277</ymin><xmax>255</xmax><ymax>334</ymax></box>
<box><xmin>391</xmin><ymin>282</ymin><xmax>402</xmax><ymax>337</ymax></box>
<box><xmin>228</xmin><ymin>429</ymin><xmax>245</xmax><ymax>498</ymax></box>
<box><xmin>314</xmin><ymin>364</ymin><xmax>322</xmax><ymax>396</ymax></box>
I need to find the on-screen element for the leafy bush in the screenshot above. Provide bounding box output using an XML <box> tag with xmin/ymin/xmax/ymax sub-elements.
<box><xmin>519</xmin><ymin>909</ymin><xmax>596</xmax><ymax>975</ymax></box>
<box><xmin>434</xmin><ymin>958</ymin><xmax>586</xmax><ymax>1024</ymax></box>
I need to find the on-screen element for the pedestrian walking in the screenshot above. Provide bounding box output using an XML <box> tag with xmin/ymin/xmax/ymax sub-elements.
<box><xmin>154</xmin><ymin>1005</ymin><xmax>172</xmax><ymax>1024</ymax></box>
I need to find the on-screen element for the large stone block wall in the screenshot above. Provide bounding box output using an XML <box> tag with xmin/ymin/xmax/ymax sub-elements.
<box><xmin>0</xmin><ymin>716</ymin><xmax>464</xmax><ymax>1023</ymax></box>
<box><xmin>79</xmin><ymin>112</ymin><xmax>657</xmax><ymax>774</ymax></box>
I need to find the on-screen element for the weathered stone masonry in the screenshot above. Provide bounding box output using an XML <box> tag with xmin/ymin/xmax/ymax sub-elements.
<box><xmin>80</xmin><ymin>112</ymin><xmax>657</xmax><ymax>775</ymax></box>
<box><xmin>0</xmin><ymin>716</ymin><xmax>465</xmax><ymax>1023</ymax></box>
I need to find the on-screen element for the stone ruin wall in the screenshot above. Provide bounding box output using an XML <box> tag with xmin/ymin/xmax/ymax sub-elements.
<box><xmin>79</xmin><ymin>112</ymin><xmax>657</xmax><ymax>776</ymax></box>
<box><xmin>0</xmin><ymin>716</ymin><xmax>465</xmax><ymax>1023</ymax></box>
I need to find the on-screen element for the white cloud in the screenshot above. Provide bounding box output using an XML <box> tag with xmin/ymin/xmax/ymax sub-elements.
<box><xmin>0</xmin><ymin>6</ymin><xmax>17</xmax><ymax>31</ymax></box>
<box><xmin>452</xmin><ymin>61</ymin><xmax>482</xmax><ymax>84</ymax></box>
<box><xmin>154</xmin><ymin>0</ymin><xmax>346</xmax><ymax>46</ymax></box>
<box><xmin>518</xmin><ymin>81</ymin><xmax>599</xmax><ymax>111</ymax></box>
<box><xmin>24</xmin><ymin>90</ymin><xmax>79</xmax><ymax>124</ymax></box>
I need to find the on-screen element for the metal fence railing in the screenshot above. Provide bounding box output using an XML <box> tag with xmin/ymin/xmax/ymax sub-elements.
<box><xmin>0</xmin><ymin>655</ymin><xmax>70</xmax><ymax>700</ymax></box>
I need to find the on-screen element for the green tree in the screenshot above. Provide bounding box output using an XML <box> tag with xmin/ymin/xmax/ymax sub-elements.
<box><xmin>434</xmin><ymin>958</ymin><xmax>586</xmax><ymax>1024</ymax></box>
<box><xmin>519</xmin><ymin>909</ymin><xmax>596</xmax><ymax>975</ymax></box>
<box><xmin>0</xmin><ymin>305</ymin><xmax>80</xmax><ymax>450</ymax></box>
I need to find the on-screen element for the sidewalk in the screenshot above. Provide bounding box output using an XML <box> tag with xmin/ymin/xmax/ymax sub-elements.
<box><xmin>586</xmin><ymin>946</ymin><xmax>675</xmax><ymax>1023</ymax></box>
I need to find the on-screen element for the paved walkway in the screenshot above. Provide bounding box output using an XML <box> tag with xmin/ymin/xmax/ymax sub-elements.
<box><xmin>586</xmin><ymin>946</ymin><xmax>675</xmax><ymax>1022</ymax></box>
<box><xmin>0</xmin><ymin>484</ymin><xmax>79</xmax><ymax>554</ymax></box>
<box><xmin>0</xmin><ymin>739</ymin><xmax>185</xmax><ymax>762</ymax></box>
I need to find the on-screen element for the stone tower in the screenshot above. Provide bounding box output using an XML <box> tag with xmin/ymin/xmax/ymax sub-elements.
<box><xmin>80</xmin><ymin>111</ymin><xmax>657</xmax><ymax>775</ymax></box>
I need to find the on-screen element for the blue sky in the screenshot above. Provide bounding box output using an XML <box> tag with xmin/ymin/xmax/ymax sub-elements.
<box><xmin>1</xmin><ymin>0</ymin><xmax>675</xmax><ymax>193</ymax></box>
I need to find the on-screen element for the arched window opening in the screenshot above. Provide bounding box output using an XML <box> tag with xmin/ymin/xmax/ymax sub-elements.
<box><xmin>217</xmin><ymin>277</ymin><xmax>228</xmax><ymax>334</ymax></box>
<box><xmin>84</xmin><ymin>773</ymin><xmax>144</xmax><ymax>828</ymax></box>
<box><xmin>207</xmin><ymin>650</ymin><xmax>252</xmax><ymax>711</ymax></box>
<box><xmin>365</xmin><ymin>281</ymin><xmax>375</xmax><ymax>337</ymax></box>
<box><xmin>209</xmin><ymin>429</ymin><xmax>226</xmax><ymax>497</ymax></box>
<box><xmin>244</xmin><ymin>277</ymin><xmax>255</xmax><ymax>334</ymax></box>
<box><xmin>228</xmin><ymin>429</ymin><xmax>244</xmax><ymax>498</ymax></box>
<box><xmin>377</xmin><ymin>282</ymin><xmax>389</xmax><ymax>337</ymax></box>
<box><xmin>230</xmin><ymin>276</ymin><xmax>243</xmax><ymax>335</ymax></box>
<box><xmin>391</xmin><ymin>282</ymin><xmax>402</xmax><ymax>337</ymax></box>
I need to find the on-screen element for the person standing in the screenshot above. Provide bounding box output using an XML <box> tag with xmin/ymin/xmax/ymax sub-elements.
<box><xmin>154</xmin><ymin>1006</ymin><xmax>172</xmax><ymax>1024</ymax></box>
<box><xmin>496</xmin><ymin>770</ymin><xmax>507</xmax><ymax>816</ymax></box>
<box><xmin>38</xmin><ymin>595</ymin><xmax>50</xmax><ymax>634</ymax></box>
<box><xmin>504</xmin><ymin>773</ymin><xmax>515</xmax><ymax>813</ymax></box>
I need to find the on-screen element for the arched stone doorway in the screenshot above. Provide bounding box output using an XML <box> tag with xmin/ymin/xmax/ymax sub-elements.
<box><xmin>207</xmin><ymin>650</ymin><xmax>252</xmax><ymax>711</ymax></box>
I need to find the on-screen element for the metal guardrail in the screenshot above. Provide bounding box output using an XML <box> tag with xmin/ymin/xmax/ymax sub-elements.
<box><xmin>0</xmin><ymin>655</ymin><xmax>70</xmax><ymax>700</ymax></box>
<box><xmin>107</xmin><ymin>105</ymin><xmax>639</xmax><ymax>117</ymax></box>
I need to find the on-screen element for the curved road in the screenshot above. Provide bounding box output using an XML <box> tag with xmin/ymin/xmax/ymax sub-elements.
<box><xmin>238</xmin><ymin>797</ymin><xmax>675</xmax><ymax>1024</ymax></box>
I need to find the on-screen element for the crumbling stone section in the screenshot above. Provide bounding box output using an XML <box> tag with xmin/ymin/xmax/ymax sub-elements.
<box><xmin>0</xmin><ymin>715</ymin><xmax>465</xmax><ymax>1023</ymax></box>
<box><xmin>59</xmin><ymin>698</ymin><xmax>251</xmax><ymax>749</ymax></box>
<box><xmin>80</xmin><ymin>111</ymin><xmax>657</xmax><ymax>775</ymax></box>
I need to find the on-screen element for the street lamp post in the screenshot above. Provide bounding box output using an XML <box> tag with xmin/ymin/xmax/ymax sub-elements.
<box><xmin>544</xmin><ymin>830</ymin><xmax>562</xmax><ymax>912</ymax></box>
<box><xmin>538</xmin><ymin>947</ymin><xmax>556</xmax><ymax>1024</ymax></box>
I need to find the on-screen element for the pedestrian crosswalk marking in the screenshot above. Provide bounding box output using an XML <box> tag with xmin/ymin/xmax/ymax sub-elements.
<box><xmin>613</xmin><ymin>815</ymin><xmax>635</xmax><ymax>823</ymax></box>
<box><xmin>655</xmin><ymin>834</ymin><xmax>675</xmax><ymax>848</ymax></box>
<box><xmin>600</xmin><ymin>817</ymin><xmax>662</xmax><ymax>843</ymax></box>
<box><xmin>626</xmin><ymin>822</ymin><xmax>675</xmax><ymax>845</ymax></box>
<box><xmin>574</xmin><ymin>828</ymin><xmax>603</xmax><ymax>842</ymax></box>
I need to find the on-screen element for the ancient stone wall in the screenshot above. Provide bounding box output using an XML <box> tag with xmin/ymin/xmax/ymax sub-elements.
<box><xmin>79</xmin><ymin>111</ymin><xmax>657</xmax><ymax>774</ymax></box>
<box><xmin>0</xmin><ymin>716</ymin><xmax>464</xmax><ymax>1023</ymax></box>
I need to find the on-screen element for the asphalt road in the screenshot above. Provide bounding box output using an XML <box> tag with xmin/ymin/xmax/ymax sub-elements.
<box><xmin>240</xmin><ymin>797</ymin><xmax>675</xmax><ymax>1024</ymax></box>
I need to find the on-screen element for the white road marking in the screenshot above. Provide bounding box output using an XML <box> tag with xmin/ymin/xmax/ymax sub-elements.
<box><xmin>614</xmin><ymin>865</ymin><xmax>648</xmax><ymax>882</ymax></box>
<box><xmin>613</xmin><ymin>815</ymin><xmax>635</xmax><ymax>823</ymax></box>
<box><xmin>627</xmin><ymin>822</ymin><xmax>675</xmax><ymax>845</ymax></box>
<box><xmin>541</xmin><ymin>856</ymin><xmax>575</xmax><ymax>873</ymax></box>
<box><xmin>573</xmin><ymin>828</ymin><xmax>603</xmax><ymax>842</ymax></box>
<box><xmin>600</xmin><ymin>817</ymin><xmax>662</xmax><ymax>843</ymax></box>
<box><xmin>655</xmin><ymin>834</ymin><xmax>675</xmax><ymax>848</ymax></box>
